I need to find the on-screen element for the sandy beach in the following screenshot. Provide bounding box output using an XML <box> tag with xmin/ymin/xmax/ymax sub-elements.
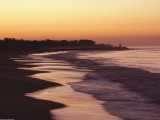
<box><xmin>0</xmin><ymin>51</ymin><xmax>65</xmax><ymax>120</ymax></box>
<box><xmin>1</xmin><ymin>50</ymin><xmax>160</xmax><ymax>120</ymax></box>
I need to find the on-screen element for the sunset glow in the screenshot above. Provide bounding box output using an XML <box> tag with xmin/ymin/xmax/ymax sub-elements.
<box><xmin>1</xmin><ymin>0</ymin><xmax>160</xmax><ymax>45</ymax></box>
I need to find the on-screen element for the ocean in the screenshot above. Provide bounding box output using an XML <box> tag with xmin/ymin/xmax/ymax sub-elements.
<box><xmin>77</xmin><ymin>46</ymin><xmax>160</xmax><ymax>73</ymax></box>
<box><xmin>18</xmin><ymin>46</ymin><xmax>160</xmax><ymax>120</ymax></box>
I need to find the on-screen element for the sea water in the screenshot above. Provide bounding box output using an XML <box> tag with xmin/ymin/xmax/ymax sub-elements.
<box><xmin>18</xmin><ymin>46</ymin><xmax>160</xmax><ymax>120</ymax></box>
<box><xmin>77</xmin><ymin>46</ymin><xmax>160</xmax><ymax>73</ymax></box>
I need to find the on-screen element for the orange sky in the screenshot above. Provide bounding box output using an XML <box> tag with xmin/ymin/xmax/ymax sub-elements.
<box><xmin>0</xmin><ymin>0</ymin><xmax>160</xmax><ymax>46</ymax></box>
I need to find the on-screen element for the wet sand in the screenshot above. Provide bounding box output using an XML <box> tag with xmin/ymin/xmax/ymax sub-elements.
<box><xmin>0</xmin><ymin>51</ymin><xmax>65</xmax><ymax>120</ymax></box>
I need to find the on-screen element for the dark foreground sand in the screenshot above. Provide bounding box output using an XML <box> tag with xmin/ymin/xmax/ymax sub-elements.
<box><xmin>0</xmin><ymin>51</ymin><xmax>65</xmax><ymax>120</ymax></box>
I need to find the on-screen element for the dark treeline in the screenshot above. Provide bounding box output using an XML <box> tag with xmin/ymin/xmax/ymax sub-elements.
<box><xmin>0</xmin><ymin>38</ymin><xmax>128</xmax><ymax>51</ymax></box>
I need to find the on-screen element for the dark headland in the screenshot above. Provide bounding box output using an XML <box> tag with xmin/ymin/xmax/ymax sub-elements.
<box><xmin>0</xmin><ymin>38</ymin><xmax>129</xmax><ymax>51</ymax></box>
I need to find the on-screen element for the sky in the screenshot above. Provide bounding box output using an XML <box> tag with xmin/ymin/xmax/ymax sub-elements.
<box><xmin>0</xmin><ymin>0</ymin><xmax>160</xmax><ymax>46</ymax></box>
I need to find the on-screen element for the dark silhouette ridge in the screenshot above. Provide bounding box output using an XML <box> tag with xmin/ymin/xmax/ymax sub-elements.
<box><xmin>0</xmin><ymin>38</ymin><xmax>129</xmax><ymax>51</ymax></box>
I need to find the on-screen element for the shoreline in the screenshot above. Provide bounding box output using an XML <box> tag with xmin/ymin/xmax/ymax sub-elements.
<box><xmin>21</xmin><ymin>52</ymin><xmax>122</xmax><ymax>120</ymax></box>
<box><xmin>0</xmin><ymin>51</ymin><xmax>65</xmax><ymax>120</ymax></box>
